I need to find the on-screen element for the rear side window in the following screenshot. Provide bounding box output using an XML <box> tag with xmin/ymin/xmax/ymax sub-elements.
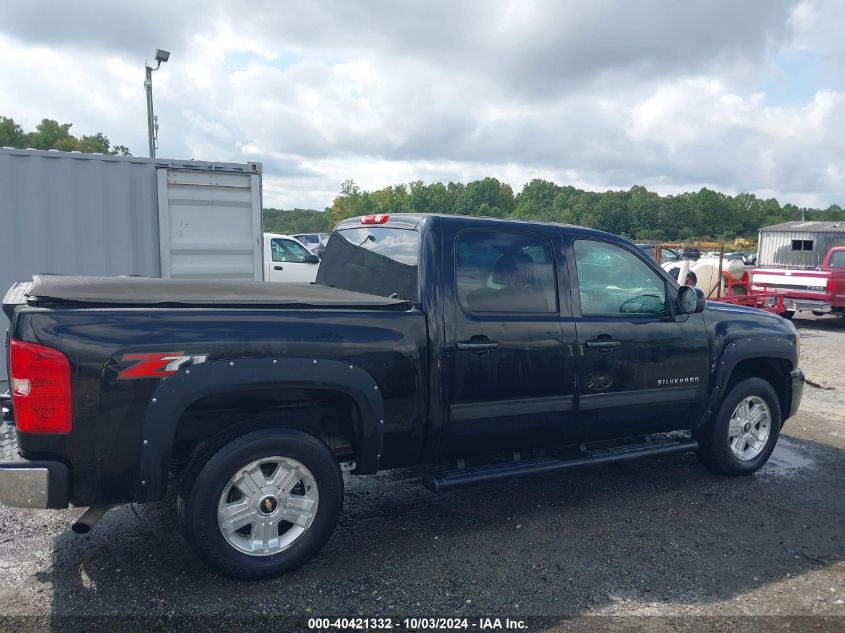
<box><xmin>573</xmin><ymin>240</ymin><xmax>667</xmax><ymax>316</ymax></box>
<box><xmin>456</xmin><ymin>231</ymin><xmax>557</xmax><ymax>313</ymax></box>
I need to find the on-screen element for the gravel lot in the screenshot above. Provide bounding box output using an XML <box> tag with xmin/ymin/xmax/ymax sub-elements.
<box><xmin>0</xmin><ymin>315</ymin><xmax>843</xmax><ymax>631</ymax></box>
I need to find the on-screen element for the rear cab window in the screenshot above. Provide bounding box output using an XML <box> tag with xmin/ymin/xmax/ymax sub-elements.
<box><xmin>316</xmin><ymin>226</ymin><xmax>420</xmax><ymax>302</ymax></box>
<box><xmin>828</xmin><ymin>250</ymin><xmax>845</xmax><ymax>268</ymax></box>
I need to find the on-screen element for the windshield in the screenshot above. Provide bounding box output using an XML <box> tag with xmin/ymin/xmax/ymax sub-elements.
<box><xmin>316</xmin><ymin>227</ymin><xmax>420</xmax><ymax>302</ymax></box>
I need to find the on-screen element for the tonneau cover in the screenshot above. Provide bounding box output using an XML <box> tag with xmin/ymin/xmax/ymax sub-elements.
<box><xmin>24</xmin><ymin>274</ymin><xmax>412</xmax><ymax>310</ymax></box>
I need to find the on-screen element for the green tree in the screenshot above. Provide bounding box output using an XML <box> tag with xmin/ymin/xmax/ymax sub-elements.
<box><xmin>324</xmin><ymin>177</ymin><xmax>835</xmax><ymax>243</ymax></box>
<box><xmin>263</xmin><ymin>208</ymin><xmax>333</xmax><ymax>234</ymax></box>
<box><xmin>0</xmin><ymin>115</ymin><xmax>131</xmax><ymax>155</ymax></box>
<box><xmin>329</xmin><ymin>180</ymin><xmax>376</xmax><ymax>224</ymax></box>
<box><xmin>76</xmin><ymin>132</ymin><xmax>112</xmax><ymax>154</ymax></box>
<box><xmin>513</xmin><ymin>179</ymin><xmax>560</xmax><ymax>219</ymax></box>
<box><xmin>453</xmin><ymin>177</ymin><xmax>515</xmax><ymax>217</ymax></box>
<box><xmin>0</xmin><ymin>116</ymin><xmax>26</xmax><ymax>147</ymax></box>
<box><xmin>27</xmin><ymin>119</ymin><xmax>74</xmax><ymax>150</ymax></box>
<box><xmin>408</xmin><ymin>181</ymin><xmax>451</xmax><ymax>213</ymax></box>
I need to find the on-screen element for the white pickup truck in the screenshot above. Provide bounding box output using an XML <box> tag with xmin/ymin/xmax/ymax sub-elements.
<box><xmin>263</xmin><ymin>233</ymin><xmax>321</xmax><ymax>282</ymax></box>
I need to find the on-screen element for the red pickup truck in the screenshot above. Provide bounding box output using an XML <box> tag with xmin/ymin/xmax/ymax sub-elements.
<box><xmin>752</xmin><ymin>246</ymin><xmax>845</xmax><ymax>319</ymax></box>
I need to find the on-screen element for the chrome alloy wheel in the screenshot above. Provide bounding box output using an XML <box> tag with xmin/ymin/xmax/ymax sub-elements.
<box><xmin>217</xmin><ymin>457</ymin><xmax>319</xmax><ymax>556</ymax></box>
<box><xmin>728</xmin><ymin>396</ymin><xmax>772</xmax><ymax>461</ymax></box>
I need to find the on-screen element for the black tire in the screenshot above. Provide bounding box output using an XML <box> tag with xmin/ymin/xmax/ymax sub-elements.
<box><xmin>780</xmin><ymin>310</ymin><xmax>795</xmax><ymax>320</ymax></box>
<box><xmin>695</xmin><ymin>377</ymin><xmax>782</xmax><ymax>476</ymax></box>
<box><xmin>177</xmin><ymin>427</ymin><xmax>343</xmax><ymax>580</ymax></box>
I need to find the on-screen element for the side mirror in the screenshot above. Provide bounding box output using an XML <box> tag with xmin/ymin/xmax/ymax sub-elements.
<box><xmin>305</xmin><ymin>254</ymin><xmax>320</xmax><ymax>264</ymax></box>
<box><xmin>678</xmin><ymin>285</ymin><xmax>705</xmax><ymax>314</ymax></box>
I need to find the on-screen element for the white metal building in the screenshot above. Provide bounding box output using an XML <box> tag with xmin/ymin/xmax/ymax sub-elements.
<box><xmin>756</xmin><ymin>220</ymin><xmax>845</xmax><ymax>269</ymax></box>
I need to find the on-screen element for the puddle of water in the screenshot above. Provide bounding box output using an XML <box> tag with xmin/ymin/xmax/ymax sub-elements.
<box><xmin>764</xmin><ymin>439</ymin><xmax>816</xmax><ymax>476</ymax></box>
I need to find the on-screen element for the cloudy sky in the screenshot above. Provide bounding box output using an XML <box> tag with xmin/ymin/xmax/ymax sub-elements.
<box><xmin>1</xmin><ymin>0</ymin><xmax>843</xmax><ymax>209</ymax></box>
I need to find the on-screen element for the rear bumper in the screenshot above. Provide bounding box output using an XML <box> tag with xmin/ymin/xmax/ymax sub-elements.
<box><xmin>0</xmin><ymin>423</ymin><xmax>69</xmax><ymax>509</ymax></box>
<box><xmin>788</xmin><ymin>368</ymin><xmax>804</xmax><ymax>420</ymax></box>
<box><xmin>783</xmin><ymin>298</ymin><xmax>832</xmax><ymax>313</ymax></box>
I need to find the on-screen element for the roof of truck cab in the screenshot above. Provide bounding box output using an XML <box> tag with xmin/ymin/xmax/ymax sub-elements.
<box><xmin>335</xmin><ymin>213</ymin><xmax>620</xmax><ymax>239</ymax></box>
<box><xmin>24</xmin><ymin>274</ymin><xmax>411</xmax><ymax>310</ymax></box>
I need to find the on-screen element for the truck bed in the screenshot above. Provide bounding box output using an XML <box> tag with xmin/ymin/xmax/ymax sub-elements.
<box><xmin>6</xmin><ymin>274</ymin><xmax>413</xmax><ymax>311</ymax></box>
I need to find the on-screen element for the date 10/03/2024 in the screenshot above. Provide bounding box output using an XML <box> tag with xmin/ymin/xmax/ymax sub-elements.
<box><xmin>307</xmin><ymin>617</ymin><xmax>528</xmax><ymax>630</ymax></box>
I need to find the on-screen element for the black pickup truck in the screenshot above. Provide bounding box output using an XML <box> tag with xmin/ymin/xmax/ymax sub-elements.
<box><xmin>1</xmin><ymin>213</ymin><xmax>804</xmax><ymax>579</ymax></box>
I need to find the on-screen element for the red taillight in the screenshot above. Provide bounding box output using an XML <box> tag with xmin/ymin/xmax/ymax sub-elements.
<box><xmin>9</xmin><ymin>339</ymin><xmax>72</xmax><ymax>434</ymax></box>
<box><xmin>360</xmin><ymin>214</ymin><xmax>390</xmax><ymax>224</ymax></box>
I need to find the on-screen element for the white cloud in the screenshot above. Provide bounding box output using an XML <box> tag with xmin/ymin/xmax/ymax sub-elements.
<box><xmin>0</xmin><ymin>0</ymin><xmax>842</xmax><ymax>210</ymax></box>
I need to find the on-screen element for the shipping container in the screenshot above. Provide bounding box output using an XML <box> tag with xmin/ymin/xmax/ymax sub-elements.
<box><xmin>756</xmin><ymin>221</ymin><xmax>845</xmax><ymax>269</ymax></box>
<box><xmin>0</xmin><ymin>147</ymin><xmax>264</xmax><ymax>380</ymax></box>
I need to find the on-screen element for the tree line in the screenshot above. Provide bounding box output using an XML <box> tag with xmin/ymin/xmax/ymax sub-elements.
<box><xmin>4</xmin><ymin>114</ymin><xmax>841</xmax><ymax>240</ymax></box>
<box><xmin>0</xmin><ymin>116</ymin><xmax>131</xmax><ymax>156</ymax></box>
<box><xmin>266</xmin><ymin>178</ymin><xmax>845</xmax><ymax>242</ymax></box>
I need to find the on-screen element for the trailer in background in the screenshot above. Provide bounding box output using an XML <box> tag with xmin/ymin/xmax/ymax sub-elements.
<box><xmin>0</xmin><ymin>147</ymin><xmax>264</xmax><ymax>380</ymax></box>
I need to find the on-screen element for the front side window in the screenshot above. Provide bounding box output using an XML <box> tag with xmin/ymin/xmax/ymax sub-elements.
<box><xmin>456</xmin><ymin>231</ymin><xmax>557</xmax><ymax>313</ymax></box>
<box><xmin>661</xmin><ymin>248</ymin><xmax>680</xmax><ymax>262</ymax></box>
<box><xmin>271</xmin><ymin>238</ymin><xmax>310</xmax><ymax>263</ymax></box>
<box><xmin>573</xmin><ymin>240</ymin><xmax>667</xmax><ymax>316</ymax></box>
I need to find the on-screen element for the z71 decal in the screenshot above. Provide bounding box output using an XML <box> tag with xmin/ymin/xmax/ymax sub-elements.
<box><xmin>118</xmin><ymin>352</ymin><xmax>209</xmax><ymax>380</ymax></box>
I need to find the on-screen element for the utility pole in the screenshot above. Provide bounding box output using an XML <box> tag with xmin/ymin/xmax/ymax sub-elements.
<box><xmin>144</xmin><ymin>49</ymin><xmax>170</xmax><ymax>158</ymax></box>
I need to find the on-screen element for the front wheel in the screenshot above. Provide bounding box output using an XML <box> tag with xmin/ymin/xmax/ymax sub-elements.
<box><xmin>177</xmin><ymin>428</ymin><xmax>344</xmax><ymax>580</ymax></box>
<box><xmin>696</xmin><ymin>377</ymin><xmax>782</xmax><ymax>476</ymax></box>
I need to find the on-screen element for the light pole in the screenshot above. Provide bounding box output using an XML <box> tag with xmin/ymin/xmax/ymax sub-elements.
<box><xmin>144</xmin><ymin>48</ymin><xmax>170</xmax><ymax>158</ymax></box>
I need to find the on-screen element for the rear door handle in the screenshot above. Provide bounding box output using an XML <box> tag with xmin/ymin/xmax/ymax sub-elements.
<box><xmin>457</xmin><ymin>340</ymin><xmax>500</xmax><ymax>351</ymax></box>
<box><xmin>274</xmin><ymin>265</ymin><xmax>284</xmax><ymax>270</ymax></box>
<box><xmin>585</xmin><ymin>339</ymin><xmax>621</xmax><ymax>351</ymax></box>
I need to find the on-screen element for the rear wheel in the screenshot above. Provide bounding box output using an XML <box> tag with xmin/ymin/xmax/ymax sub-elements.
<box><xmin>696</xmin><ymin>377</ymin><xmax>781</xmax><ymax>476</ymax></box>
<box><xmin>780</xmin><ymin>310</ymin><xmax>795</xmax><ymax>320</ymax></box>
<box><xmin>177</xmin><ymin>428</ymin><xmax>343</xmax><ymax>580</ymax></box>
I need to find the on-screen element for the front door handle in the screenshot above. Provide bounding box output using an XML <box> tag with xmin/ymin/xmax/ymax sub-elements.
<box><xmin>274</xmin><ymin>265</ymin><xmax>284</xmax><ymax>270</ymax></box>
<box><xmin>585</xmin><ymin>339</ymin><xmax>621</xmax><ymax>352</ymax></box>
<box><xmin>457</xmin><ymin>340</ymin><xmax>500</xmax><ymax>351</ymax></box>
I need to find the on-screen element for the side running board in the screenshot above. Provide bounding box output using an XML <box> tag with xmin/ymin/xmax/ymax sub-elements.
<box><xmin>422</xmin><ymin>437</ymin><xmax>698</xmax><ymax>492</ymax></box>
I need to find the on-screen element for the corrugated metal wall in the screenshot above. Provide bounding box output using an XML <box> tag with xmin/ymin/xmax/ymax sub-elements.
<box><xmin>757</xmin><ymin>230</ymin><xmax>845</xmax><ymax>268</ymax></box>
<box><xmin>158</xmin><ymin>169</ymin><xmax>263</xmax><ymax>280</ymax></box>
<box><xmin>0</xmin><ymin>148</ymin><xmax>263</xmax><ymax>380</ymax></box>
<box><xmin>1</xmin><ymin>150</ymin><xmax>162</xmax><ymax>278</ymax></box>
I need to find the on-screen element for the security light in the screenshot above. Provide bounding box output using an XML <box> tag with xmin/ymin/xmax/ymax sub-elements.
<box><xmin>145</xmin><ymin>48</ymin><xmax>172</xmax><ymax>157</ymax></box>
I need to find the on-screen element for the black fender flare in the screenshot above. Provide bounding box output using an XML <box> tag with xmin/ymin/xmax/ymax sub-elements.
<box><xmin>698</xmin><ymin>334</ymin><xmax>796</xmax><ymax>428</ymax></box>
<box><xmin>134</xmin><ymin>357</ymin><xmax>384</xmax><ymax>502</ymax></box>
